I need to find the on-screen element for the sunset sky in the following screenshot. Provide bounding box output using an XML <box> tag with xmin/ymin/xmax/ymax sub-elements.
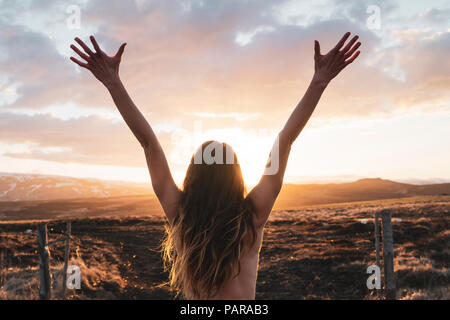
<box><xmin>0</xmin><ymin>0</ymin><xmax>449</xmax><ymax>187</ymax></box>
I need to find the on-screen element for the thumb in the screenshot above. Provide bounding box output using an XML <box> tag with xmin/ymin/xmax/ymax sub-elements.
<box><xmin>115</xmin><ymin>43</ymin><xmax>126</xmax><ymax>59</ymax></box>
<box><xmin>314</xmin><ymin>40</ymin><xmax>321</xmax><ymax>56</ymax></box>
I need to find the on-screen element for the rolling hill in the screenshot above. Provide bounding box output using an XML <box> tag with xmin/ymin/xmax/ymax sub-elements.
<box><xmin>275</xmin><ymin>178</ymin><xmax>450</xmax><ymax>208</ymax></box>
<box><xmin>0</xmin><ymin>172</ymin><xmax>153</xmax><ymax>201</ymax></box>
<box><xmin>1</xmin><ymin>173</ymin><xmax>449</xmax><ymax>207</ymax></box>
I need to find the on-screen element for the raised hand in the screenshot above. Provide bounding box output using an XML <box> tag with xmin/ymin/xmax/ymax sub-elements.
<box><xmin>70</xmin><ymin>36</ymin><xmax>126</xmax><ymax>88</ymax></box>
<box><xmin>313</xmin><ymin>32</ymin><xmax>361</xmax><ymax>85</ymax></box>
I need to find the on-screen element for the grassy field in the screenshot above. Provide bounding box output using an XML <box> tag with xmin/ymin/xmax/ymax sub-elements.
<box><xmin>0</xmin><ymin>196</ymin><xmax>449</xmax><ymax>299</ymax></box>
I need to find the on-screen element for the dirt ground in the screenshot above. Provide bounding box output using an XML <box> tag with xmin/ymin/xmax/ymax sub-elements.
<box><xmin>0</xmin><ymin>196</ymin><xmax>449</xmax><ymax>299</ymax></box>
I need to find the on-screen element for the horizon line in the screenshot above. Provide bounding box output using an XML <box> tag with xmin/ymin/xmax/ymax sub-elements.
<box><xmin>1</xmin><ymin>170</ymin><xmax>450</xmax><ymax>187</ymax></box>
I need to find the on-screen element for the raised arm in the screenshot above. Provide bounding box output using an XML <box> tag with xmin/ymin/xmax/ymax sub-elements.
<box><xmin>248</xmin><ymin>32</ymin><xmax>361</xmax><ymax>227</ymax></box>
<box><xmin>70</xmin><ymin>36</ymin><xmax>180</xmax><ymax>223</ymax></box>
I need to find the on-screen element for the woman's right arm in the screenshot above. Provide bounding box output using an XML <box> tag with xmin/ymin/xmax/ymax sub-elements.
<box><xmin>70</xmin><ymin>36</ymin><xmax>180</xmax><ymax>223</ymax></box>
<box><xmin>248</xmin><ymin>32</ymin><xmax>361</xmax><ymax>227</ymax></box>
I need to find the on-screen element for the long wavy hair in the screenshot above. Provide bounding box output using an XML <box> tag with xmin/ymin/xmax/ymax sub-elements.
<box><xmin>162</xmin><ymin>140</ymin><xmax>257</xmax><ymax>299</ymax></box>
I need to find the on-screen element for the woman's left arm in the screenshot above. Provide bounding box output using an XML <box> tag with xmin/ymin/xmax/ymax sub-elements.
<box><xmin>248</xmin><ymin>32</ymin><xmax>361</xmax><ymax>228</ymax></box>
<box><xmin>70</xmin><ymin>36</ymin><xmax>180</xmax><ymax>223</ymax></box>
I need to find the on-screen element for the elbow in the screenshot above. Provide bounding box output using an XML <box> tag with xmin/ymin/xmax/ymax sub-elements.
<box><xmin>139</xmin><ymin>138</ymin><xmax>151</xmax><ymax>149</ymax></box>
<box><xmin>278</xmin><ymin>130</ymin><xmax>294</xmax><ymax>148</ymax></box>
<box><xmin>273</xmin><ymin>180</ymin><xmax>283</xmax><ymax>198</ymax></box>
<box><xmin>152</xmin><ymin>186</ymin><xmax>164</xmax><ymax>201</ymax></box>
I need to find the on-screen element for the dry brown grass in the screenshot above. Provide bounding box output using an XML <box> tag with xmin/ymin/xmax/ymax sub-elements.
<box><xmin>1</xmin><ymin>196</ymin><xmax>449</xmax><ymax>299</ymax></box>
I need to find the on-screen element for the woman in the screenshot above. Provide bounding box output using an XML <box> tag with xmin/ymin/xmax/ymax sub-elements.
<box><xmin>70</xmin><ymin>32</ymin><xmax>361</xmax><ymax>299</ymax></box>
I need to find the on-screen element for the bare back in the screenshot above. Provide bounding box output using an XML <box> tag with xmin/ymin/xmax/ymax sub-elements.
<box><xmin>208</xmin><ymin>223</ymin><xmax>265</xmax><ymax>300</ymax></box>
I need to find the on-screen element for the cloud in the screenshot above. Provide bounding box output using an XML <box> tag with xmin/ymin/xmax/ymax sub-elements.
<box><xmin>1</xmin><ymin>1</ymin><xmax>448</xmax><ymax>117</ymax></box>
<box><xmin>0</xmin><ymin>21</ymin><xmax>112</xmax><ymax>110</ymax></box>
<box><xmin>380</xmin><ymin>30</ymin><xmax>450</xmax><ymax>110</ymax></box>
<box><xmin>0</xmin><ymin>111</ymin><xmax>172</xmax><ymax>167</ymax></box>
<box><xmin>0</xmin><ymin>0</ymin><xmax>449</xmax><ymax>172</ymax></box>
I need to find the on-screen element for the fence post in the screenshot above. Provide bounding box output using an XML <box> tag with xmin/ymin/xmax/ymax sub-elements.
<box><xmin>0</xmin><ymin>247</ymin><xmax>5</xmax><ymax>288</ymax></box>
<box><xmin>62</xmin><ymin>222</ymin><xmax>71</xmax><ymax>299</ymax></box>
<box><xmin>381</xmin><ymin>209</ymin><xmax>396</xmax><ymax>299</ymax></box>
<box><xmin>37</xmin><ymin>223</ymin><xmax>51</xmax><ymax>300</ymax></box>
<box><xmin>374</xmin><ymin>212</ymin><xmax>381</xmax><ymax>269</ymax></box>
<box><xmin>374</xmin><ymin>212</ymin><xmax>381</xmax><ymax>299</ymax></box>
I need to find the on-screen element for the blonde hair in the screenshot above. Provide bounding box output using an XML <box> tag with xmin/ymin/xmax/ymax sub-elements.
<box><xmin>162</xmin><ymin>141</ymin><xmax>257</xmax><ymax>299</ymax></box>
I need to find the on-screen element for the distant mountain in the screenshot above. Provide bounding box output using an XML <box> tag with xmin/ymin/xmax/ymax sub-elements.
<box><xmin>1</xmin><ymin>173</ymin><xmax>449</xmax><ymax>206</ymax></box>
<box><xmin>275</xmin><ymin>178</ymin><xmax>450</xmax><ymax>208</ymax></box>
<box><xmin>0</xmin><ymin>172</ymin><xmax>153</xmax><ymax>201</ymax></box>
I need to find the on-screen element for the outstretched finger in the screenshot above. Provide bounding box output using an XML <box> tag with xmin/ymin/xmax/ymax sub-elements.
<box><xmin>344</xmin><ymin>42</ymin><xmax>361</xmax><ymax>59</ymax></box>
<box><xmin>70</xmin><ymin>44</ymin><xmax>90</xmax><ymax>62</ymax></box>
<box><xmin>74</xmin><ymin>37</ymin><xmax>95</xmax><ymax>57</ymax></box>
<box><xmin>70</xmin><ymin>56</ymin><xmax>90</xmax><ymax>70</ymax></box>
<box><xmin>341</xmin><ymin>35</ymin><xmax>359</xmax><ymax>55</ymax></box>
<box><xmin>90</xmin><ymin>35</ymin><xmax>102</xmax><ymax>54</ymax></box>
<box><xmin>314</xmin><ymin>40</ymin><xmax>321</xmax><ymax>56</ymax></box>
<box><xmin>115</xmin><ymin>43</ymin><xmax>126</xmax><ymax>59</ymax></box>
<box><xmin>345</xmin><ymin>50</ymin><xmax>360</xmax><ymax>65</ymax></box>
<box><xmin>333</xmin><ymin>32</ymin><xmax>351</xmax><ymax>52</ymax></box>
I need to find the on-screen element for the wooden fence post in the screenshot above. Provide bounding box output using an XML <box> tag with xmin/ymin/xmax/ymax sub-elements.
<box><xmin>374</xmin><ymin>212</ymin><xmax>382</xmax><ymax>299</ymax></box>
<box><xmin>37</xmin><ymin>223</ymin><xmax>51</xmax><ymax>300</ymax></box>
<box><xmin>0</xmin><ymin>248</ymin><xmax>5</xmax><ymax>288</ymax></box>
<box><xmin>381</xmin><ymin>209</ymin><xmax>396</xmax><ymax>299</ymax></box>
<box><xmin>62</xmin><ymin>222</ymin><xmax>71</xmax><ymax>299</ymax></box>
<box><xmin>374</xmin><ymin>212</ymin><xmax>381</xmax><ymax>270</ymax></box>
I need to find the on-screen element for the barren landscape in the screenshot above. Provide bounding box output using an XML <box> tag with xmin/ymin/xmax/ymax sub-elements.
<box><xmin>1</xmin><ymin>193</ymin><xmax>448</xmax><ymax>300</ymax></box>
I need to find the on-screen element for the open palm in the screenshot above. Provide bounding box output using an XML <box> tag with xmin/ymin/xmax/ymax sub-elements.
<box><xmin>313</xmin><ymin>32</ymin><xmax>361</xmax><ymax>85</ymax></box>
<box><xmin>70</xmin><ymin>36</ymin><xmax>126</xmax><ymax>87</ymax></box>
